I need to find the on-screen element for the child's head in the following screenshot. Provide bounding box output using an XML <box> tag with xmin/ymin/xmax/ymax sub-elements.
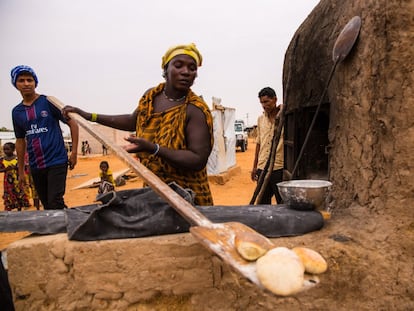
<box><xmin>3</xmin><ymin>142</ymin><xmax>16</xmax><ymax>156</ymax></box>
<box><xmin>99</xmin><ymin>161</ymin><xmax>109</xmax><ymax>172</ymax></box>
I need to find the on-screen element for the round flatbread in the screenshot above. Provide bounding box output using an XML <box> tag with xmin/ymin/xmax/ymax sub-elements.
<box><xmin>256</xmin><ymin>247</ymin><xmax>305</xmax><ymax>296</ymax></box>
<box><xmin>292</xmin><ymin>247</ymin><xmax>328</xmax><ymax>274</ymax></box>
<box><xmin>234</xmin><ymin>231</ymin><xmax>274</xmax><ymax>261</ymax></box>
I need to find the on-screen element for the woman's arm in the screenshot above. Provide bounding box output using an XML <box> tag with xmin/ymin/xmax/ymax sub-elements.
<box><xmin>124</xmin><ymin>105</ymin><xmax>212</xmax><ymax>171</ymax></box>
<box><xmin>62</xmin><ymin>106</ymin><xmax>138</xmax><ymax>132</ymax></box>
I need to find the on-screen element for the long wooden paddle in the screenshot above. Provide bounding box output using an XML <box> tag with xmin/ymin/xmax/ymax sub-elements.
<box><xmin>48</xmin><ymin>96</ymin><xmax>279</xmax><ymax>290</ymax></box>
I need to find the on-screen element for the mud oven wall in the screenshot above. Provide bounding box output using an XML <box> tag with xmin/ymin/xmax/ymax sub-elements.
<box><xmin>5</xmin><ymin>232</ymin><xmax>335</xmax><ymax>311</ymax></box>
<box><xmin>283</xmin><ymin>0</ymin><xmax>414</xmax><ymax>210</ymax></box>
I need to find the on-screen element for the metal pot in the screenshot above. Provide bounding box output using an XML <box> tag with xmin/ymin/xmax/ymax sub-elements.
<box><xmin>277</xmin><ymin>180</ymin><xmax>332</xmax><ymax>211</ymax></box>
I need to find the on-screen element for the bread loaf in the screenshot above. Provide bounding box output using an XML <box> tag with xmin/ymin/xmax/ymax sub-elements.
<box><xmin>234</xmin><ymin>231</ymin><xmax>274</xmax><ymax>261</ymax></box>
<box><xmin>256</xmin><ymin>247</ymin><xmax>305</xmax><ymax>296</ymax></box>
<box><xmin>292</xmin><ymin>247</ymin><xmax>328</xmax><ymax>274</ymax></box>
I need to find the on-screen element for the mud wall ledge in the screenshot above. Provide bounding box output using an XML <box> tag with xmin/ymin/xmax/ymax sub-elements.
<box><xmin>7</xmin><ymin>233</ymin><xmax>258</xmax><ymax>310</ymax></box>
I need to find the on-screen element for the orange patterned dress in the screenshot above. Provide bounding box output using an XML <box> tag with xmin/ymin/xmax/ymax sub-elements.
<box><xmin>135</xmin><ymin>83</ymin><xmax>214</xmax><ymax>205</ymax></box>
<box><xmin>0</xmin><ymin>157</ymin><xmax>30</xmax><ymax>210</ymax></box>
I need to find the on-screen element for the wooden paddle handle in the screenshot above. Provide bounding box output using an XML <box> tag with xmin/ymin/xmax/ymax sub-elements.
<box><xmin>48</xmin><ymin>96</ymin><xmax>212</xmax><ymax>227</ymax></box>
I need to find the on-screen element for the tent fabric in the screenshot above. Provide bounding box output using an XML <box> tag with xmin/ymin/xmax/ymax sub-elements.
<box><xmin>207</xmin><ymin>107</ymin><xmax>236</xmax><ymax>175</ymax></box>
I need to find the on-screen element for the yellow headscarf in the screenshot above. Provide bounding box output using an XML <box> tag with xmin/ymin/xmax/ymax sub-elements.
<box><xmin>161</xmin><ymin>43</ymin><xmax>202</xmax><ymax>68</ymax></box>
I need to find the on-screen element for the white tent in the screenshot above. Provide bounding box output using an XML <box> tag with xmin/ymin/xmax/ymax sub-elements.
<box><xmin>207</xmin><ymin>98</ymin><xmax>236</xmax><ymax>175</ymax></box>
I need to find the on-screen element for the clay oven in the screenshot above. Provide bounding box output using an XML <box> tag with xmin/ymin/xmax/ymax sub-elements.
<box><xmin>283</xmin><ymin>1</ymin><xmax>413</xmax><ymax>210</ymax></box>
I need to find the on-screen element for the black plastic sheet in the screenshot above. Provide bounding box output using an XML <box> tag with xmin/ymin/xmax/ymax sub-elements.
<box><xmin>0</xmin><ymin>183</ymin><xmax>324</xmax><ymax>241</ymax></box>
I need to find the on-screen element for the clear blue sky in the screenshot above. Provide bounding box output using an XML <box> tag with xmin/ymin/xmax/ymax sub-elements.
<box><xmin>0</xmin><ymin>0</ymin><xmax>319</xmax><ymax>132</ymax></box>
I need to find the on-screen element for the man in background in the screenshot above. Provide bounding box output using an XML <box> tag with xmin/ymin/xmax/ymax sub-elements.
<box><xmin>251</xmin><ymin>87</ymin><xmax>284</xmax><ymax>204</ymax></box>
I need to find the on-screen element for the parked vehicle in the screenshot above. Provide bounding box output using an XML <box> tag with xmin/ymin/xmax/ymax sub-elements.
<box><xmin>234</xmin><ymin>121</ymin><xmax>248</xmax><ymax>152</ymax></box>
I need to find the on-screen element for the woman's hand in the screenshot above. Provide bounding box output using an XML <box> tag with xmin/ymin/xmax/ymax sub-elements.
<box><xmin>123</xmin><ymin>135</ymin><xmax>157</xmax><ymax>154</ymax></box>
<box><xmin>62</xmin><ymin>105</ymin><xmax>76</xmax><ymax>118</ymax></box>
<box><xmin>62</xmin><ymin>105</ymin><xmax>88</xmax><ymax>120</ymax></box>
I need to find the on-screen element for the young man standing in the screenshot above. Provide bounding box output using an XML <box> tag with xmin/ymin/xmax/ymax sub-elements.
<box><xmin>11</xmin><ymin>65</ymin><xmax>79</xmax><ymax>209</ymax></box>
<box><xmin>251</xmin><ymin>87</ymin><xmax>284</xmax><ymax>204</ymax></box>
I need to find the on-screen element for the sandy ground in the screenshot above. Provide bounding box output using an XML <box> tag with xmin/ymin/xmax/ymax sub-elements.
<box><xmin>0</xmin><ymin>139</ymin><xmax>258</xmax><ymax>250</ymax></box>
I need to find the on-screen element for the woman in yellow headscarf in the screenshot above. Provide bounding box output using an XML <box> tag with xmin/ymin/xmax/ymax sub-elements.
<box><xmin>63</xmin><ymin>43</ymin><xmax>214</xmax><ymax>205</ymax></box>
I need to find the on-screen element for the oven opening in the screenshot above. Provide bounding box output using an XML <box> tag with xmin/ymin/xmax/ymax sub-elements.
<box><xmin>284</xmin><ymin>103</ymin><xmax>330</xmax><ymax>180</ymax></box>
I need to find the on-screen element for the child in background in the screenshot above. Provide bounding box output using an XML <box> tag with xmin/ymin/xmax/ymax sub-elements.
<box><xmin>97</xmin><ymin>161</ymin><xmax>115</xmax><ymax>195</ymax></box>
<box><xmin>0</xmin><ymin>142</ymin><xmax>30</xmax><ymax>211</ymax></box>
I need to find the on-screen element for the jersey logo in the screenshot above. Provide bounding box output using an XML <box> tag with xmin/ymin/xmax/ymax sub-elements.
<box><xmin>26</xmin><ymin>124</ymin><xmax>48</xmax><ymax>135</ymax></box>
